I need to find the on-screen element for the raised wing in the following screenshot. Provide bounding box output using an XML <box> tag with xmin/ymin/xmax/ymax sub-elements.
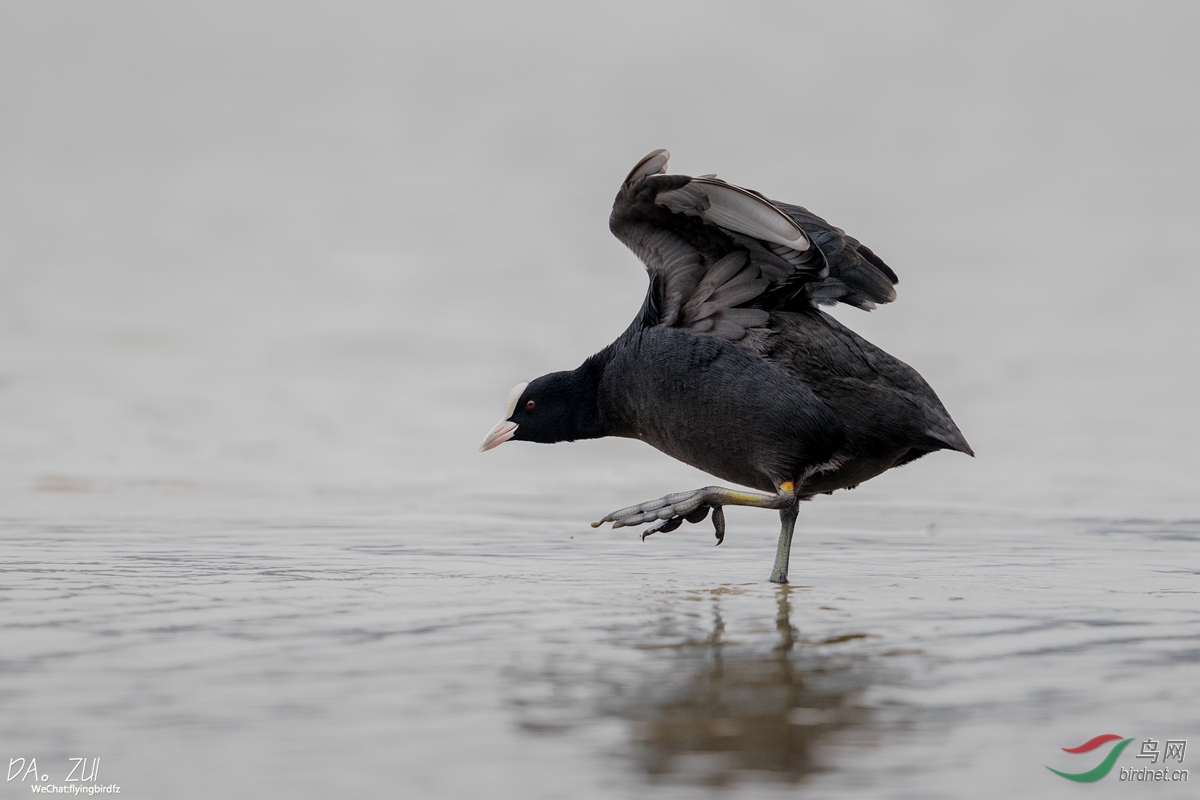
<box><xmin>770</xmin><ymin>200</ymin><xmax>898</xmax><ymax>310</ymax></box>
<box><xmin>610</xmin><ymin>149</ymin><xmax>898</xmax><ymax>341</ymax></box>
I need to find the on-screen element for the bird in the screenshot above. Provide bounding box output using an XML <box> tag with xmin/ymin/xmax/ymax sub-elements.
<box><xmin>480</xmin><ymin>149</ymin><xmax>972</xmax><ymax>584</ymax></box>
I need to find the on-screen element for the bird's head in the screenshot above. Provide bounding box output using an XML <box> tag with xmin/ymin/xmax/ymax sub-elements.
<box><xmin>479</xmin><ymin>369</ymin><xmax>601</xmax><ymax>451</ymax></box>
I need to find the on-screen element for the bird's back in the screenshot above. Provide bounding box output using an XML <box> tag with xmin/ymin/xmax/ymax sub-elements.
<box><xmin>596</xmin><ymin>326</ymin><xmax>845</xmax><ymax>492</ymax></box>
<box><xmin>745</xmin><ymin>309</ymin><xmax>972</xmax><ymax>494</ymax></box>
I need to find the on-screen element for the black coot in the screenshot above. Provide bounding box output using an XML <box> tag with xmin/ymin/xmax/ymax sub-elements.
<box><xmin>480</xmin><ymin>150</ymin><xmax>972</xmax><ymax>584</ymax></box>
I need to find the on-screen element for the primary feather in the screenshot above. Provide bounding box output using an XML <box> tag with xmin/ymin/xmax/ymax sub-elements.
<box><xmin>609</xmin><ymin>149</ymin><xmax>900</xmax><ymax>338</ymax></box>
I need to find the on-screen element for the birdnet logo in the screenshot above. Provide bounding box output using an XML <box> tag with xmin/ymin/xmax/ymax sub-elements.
<box><xmin>1046</xmin><ymin>734</ymin><xmax>1188</xmax><ymax>783</ymax></box>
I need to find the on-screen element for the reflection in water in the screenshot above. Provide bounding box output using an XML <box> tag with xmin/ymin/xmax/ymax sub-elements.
<box><xmin>480</xmin><ymin>587</ymin><xmax>873</xmax><ymax>786</ymax></box>
<box><xmin>510</xmin><ymin>588</ymin><xmax>877</xmax><ymax>787</ymax></box>
<box><xmin>614</xmin><ymin>588</ymin><xmax>871</xmax><ymax>786</ymax></box>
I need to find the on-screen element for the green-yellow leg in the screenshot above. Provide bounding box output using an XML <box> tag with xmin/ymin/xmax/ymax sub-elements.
<box><xmin>769</xmin><ymin>500</ymin><xmax>801</xmax><ymax>585</ymax></box>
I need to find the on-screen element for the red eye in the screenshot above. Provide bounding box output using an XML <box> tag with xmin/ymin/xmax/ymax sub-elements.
<box><xmin>525</xmin><ymin>400</ymin><xmax>536</xmax><ymax>409</ymax></box>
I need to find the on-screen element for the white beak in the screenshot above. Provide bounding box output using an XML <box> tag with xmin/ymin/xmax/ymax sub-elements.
<box><xmin>479</xmin><ymin>419</ymin><xmax>518</xmax><ymax>452</ymax></box>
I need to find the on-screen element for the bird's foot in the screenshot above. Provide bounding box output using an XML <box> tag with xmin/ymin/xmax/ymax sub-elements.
<box><xmin>593</xmin><ymin>488</ymin><xmax>715</xmax><ymax>529</ymax></box>
<box><xmin>640</xmin><ymin>506</ymin><xmax>727</xmax><ymax>544</ymax></box>
<box><xmin>592</xmin><ymin>488</ymin><xmax>729</xmax><ymax>544</ymax></box>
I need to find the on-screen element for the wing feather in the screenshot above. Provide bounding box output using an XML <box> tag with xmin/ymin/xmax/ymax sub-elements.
<box><xmin>610</xmin><ymin>150</ymin><xmax>898</xmax><ymax>340</ymax></box>
<box><xmin>770</xmin><ymin>201</ymin><xmax>898</xmax><ymax>309</ymax></box>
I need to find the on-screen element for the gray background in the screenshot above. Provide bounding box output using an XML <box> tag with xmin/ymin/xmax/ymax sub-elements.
<box><xmin>1</xmin><ymin>3</ymin><xmax>1197</xmax><ymax>798</ymax></box>
<box><xmin>2</xmin><ymin>1</ymin><xmax>1196</xmax><ymax>514</ymax></box>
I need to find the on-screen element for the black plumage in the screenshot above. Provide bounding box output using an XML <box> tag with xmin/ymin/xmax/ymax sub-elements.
<box><xmin>481</xmin><ymin>149</ymin><xmax>972</xmax><ymax>583</ymax></box>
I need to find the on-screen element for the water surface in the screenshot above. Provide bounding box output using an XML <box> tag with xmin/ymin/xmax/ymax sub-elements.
<box><xmin>4</xmin><ymin>496</ymin><xmax>1197</xmax><ymax>798</ymax></box>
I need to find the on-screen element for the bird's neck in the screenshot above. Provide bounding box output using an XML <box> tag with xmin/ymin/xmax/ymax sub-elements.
<box><xmin>562</xmin><ymin>354</ymin><xmax>608</xmax><ymax>441</ymax></box>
